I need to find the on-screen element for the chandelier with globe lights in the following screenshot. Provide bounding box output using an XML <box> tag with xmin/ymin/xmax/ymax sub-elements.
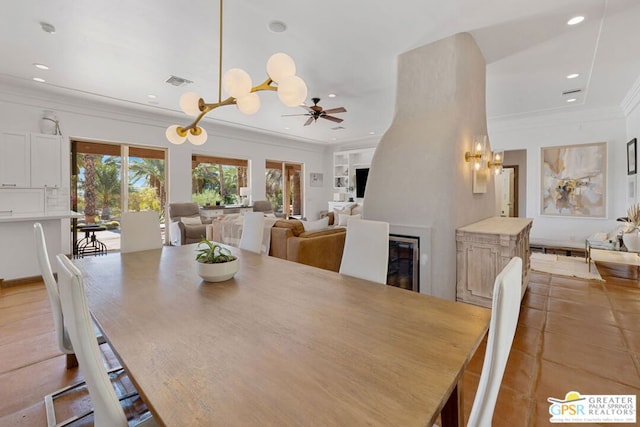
<box><xmin>166</xmin><ymin>0</ymin><xmax>307</xmax><ymax>145</ymax></box>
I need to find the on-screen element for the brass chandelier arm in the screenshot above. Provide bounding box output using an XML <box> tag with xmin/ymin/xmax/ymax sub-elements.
<box><xmin>182</xmin><ymin>77</ymin><xmax>279</xmax><ymax>133</ymax></box>
<box><xmin>251</xmin><ymin>77</ymin><xmax>277</xmax><ymax>93</ymax></box>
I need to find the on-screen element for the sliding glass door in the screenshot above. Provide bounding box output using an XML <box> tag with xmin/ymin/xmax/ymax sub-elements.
<box><xmin>71</xmin><ymin>141</ymin><xmax>167</xmax><ymax>254</ymax></box>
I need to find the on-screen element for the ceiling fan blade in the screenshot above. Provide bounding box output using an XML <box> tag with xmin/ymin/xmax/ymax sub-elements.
<box><xmin>300</xmin><ymin>105</ymin><xmax>314</xmax><ymax>113</ymax></box>
<box><xmin>281</xmin><ymin>113</ymin><xmax>311</xmax><ymax>117</ymax></box>
<box><xmin>304</xmin><ymin>117</ymin><xmax>314</xmax><ymax>126</ymax></box>
<box><xmin>321</xmin><ymin>115</ymin><xmax>344</xmax><ymax>123</ymax></box>
<box><xmin>323</xmin><ymin>107</ymin><xmax>346</xmax><ymax>114</ymax></box>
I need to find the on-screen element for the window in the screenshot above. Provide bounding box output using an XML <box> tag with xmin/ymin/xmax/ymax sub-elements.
<box><xmin>266</xmin><ymin>160</ymin><xmax>302</xmax><ymax>218</ymax></box>
<box><xmin>192</xmin><ymin>155</ymin><xmax>248</xmax><ymax>206</ymax></box>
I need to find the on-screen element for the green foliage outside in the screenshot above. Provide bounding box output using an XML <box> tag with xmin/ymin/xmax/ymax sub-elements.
<box><xmin>129</xmin><ymin>187</ymin><xmax>163</xmax><ymax>220</ymax></box>
<box><xmin>266</xmin><ymin>168</ymin><xmax>283</xmax><ymax>214</ymax></box>
<box><xmin>192</xmin><ymin>189</ymin><xmax>223</xmax><ymax>206</ymax></box>
<box><xmin>192</xmin><ymin>163</ymin><xmax>241</xmax><ymax>205</ymax></box>
<box><xmin>76</xmin><ymin>154</ymin><xmax>165</xmax><ymax>224</ymax></box>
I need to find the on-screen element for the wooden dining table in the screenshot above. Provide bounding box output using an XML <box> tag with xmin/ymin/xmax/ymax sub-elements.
<box><xmin>73</xmin><ymin>244</ymin><xmax>490</xmax><ymax>427</ymax></box>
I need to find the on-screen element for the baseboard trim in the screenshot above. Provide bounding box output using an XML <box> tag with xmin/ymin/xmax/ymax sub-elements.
<box><xmin>1</xmin><ymin>275</ymin><xmax>44</xmax><ymax>288</ymax></box>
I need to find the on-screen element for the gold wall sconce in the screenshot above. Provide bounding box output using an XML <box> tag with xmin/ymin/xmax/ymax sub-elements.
<box><xmin>465</xmin><ymin>135</ymin><xmax>487</xmax><ymax>170</ymax></box>
<box><xmin>488</xmin><ymin>151</ymin><xmax>503</xmax><ymax>175</ymax></box>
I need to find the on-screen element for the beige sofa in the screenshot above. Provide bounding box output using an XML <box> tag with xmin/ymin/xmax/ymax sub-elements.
<box><xmin>269</xmin><ymin>219</ymin><xmax>346</xmax><ymax>272</ymax></box>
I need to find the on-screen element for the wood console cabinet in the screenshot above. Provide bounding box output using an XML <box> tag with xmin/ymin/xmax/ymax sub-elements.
<box><xmin>456</xmin><ymin>216</ymin><xmax>532</xmax><ymax>308</ymax></box>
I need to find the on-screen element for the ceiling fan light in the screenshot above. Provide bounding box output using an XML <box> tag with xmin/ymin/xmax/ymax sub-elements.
<box><xmin>187</xmin><ymin>127</ymin><xmax>208</xmax><ymax>145</ymax></box>
<box><xmin>223</xmin><ymin>68</ymin><xmax>252</xmax><ymax>98</ymax></box>
<box><xmin>236</xmin><ymin>93</ymin><xmax>261</xmax><ymax>115</ymax></box>
<box><xmin>165</xmin><ymin>125</ymin><xmax>187</xmax><ymax>145</ymax></box>
<box><xmin>266</xmin><ymin>53</ymin><xmax>296</xmax><ymax>83</ymax></box>
<box><xmin>277</xmin><ymin>75</ymin><xmax>307</xmax><ymax>107</ymax></box>
<box><xmin>179</xmin><ymin>92</ymin><xmax>203</xmax><ymax>116</ymax></box>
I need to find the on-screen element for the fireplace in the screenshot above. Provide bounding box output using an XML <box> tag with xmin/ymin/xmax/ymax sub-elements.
<box><xmin>387</xmin><ymin>234</ymin><xmax>419</xmax><ymax>292</ymax></box>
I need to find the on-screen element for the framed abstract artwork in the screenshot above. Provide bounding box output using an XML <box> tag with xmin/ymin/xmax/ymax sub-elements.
<box><xmin>628</xmin><ymin>138</ymin><xmax>637</xmax><ymax>175</ymax></box>
<box><xmin>540</xmin><ymin>142</ymin><xmax>606</xmax><ymax>218</ymax></box>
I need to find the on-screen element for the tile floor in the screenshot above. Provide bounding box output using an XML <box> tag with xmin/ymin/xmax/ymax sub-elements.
<box><xmin>463</xmin><ymin>264</ymin><xmax>640</xmax><ymax>426</ymax></box>
<box><xmin>1</xmin><ymin>262</ymin><xmax>639</xmax><ymax>426</ymax></box>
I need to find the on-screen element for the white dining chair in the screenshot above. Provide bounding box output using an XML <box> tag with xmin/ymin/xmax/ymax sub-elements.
<box><xmin>34</xmin><ymin>222</ymin><xmax>77</xmax><ymax>365</ymax></box>
<box><xmin>120</xmin><ymin>211</ymin><xmax>163</xmax><ymax>253</ymax></box>
<box><xmin>56</xmin><ymin>254</ymin><xmax>157</xmax><ymax>427</ymax></box>
<box><xmin>35</xmin><ymin>223</ymin><xmax>130</xmax><ymax>427</ymax></box>
<box><xmin>467</xmin><ymin>256</ymin><xmax>523</xmax><ymax>427</ymax></box>
<box><xmin>339</xmin><ymin>218</ymin><xmax>389</xmax><ymax>284</ymax></box>
<box><xmin>238</xmin><ymin>212</ymin><xmax>265</xmax><ymax>254</ymax></box>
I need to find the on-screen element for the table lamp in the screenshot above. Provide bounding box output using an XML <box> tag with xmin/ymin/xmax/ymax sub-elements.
<box><xmin>239</xmin><ymin>187</ymin><xmax>250</xmax><ymax>206</ymax></box>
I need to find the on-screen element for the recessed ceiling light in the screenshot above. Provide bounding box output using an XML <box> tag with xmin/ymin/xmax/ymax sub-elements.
<box><xmin>40</xmin><ymin>22</ymin><xmax>56</xmax><ymax>34</ymax></box>
<box><xmin>369</xmin><ymin>131</ymin><xmax>375</xmax><ymax>135</ymax></box>
<box><xmin>284</xmin><ymin>127</ymin><xmax>290</xmax><ymax>130</ymax></box>
<box><xmin>567</xmin><ymin>16</ymin><xmax>585</xmax><ymax>26</ymax></box>
<box><xmin>331</xmin><ymin>138</ymin><xmax>337</xmax><ymax>141</ymax></box>
<box><xmin>33</xmin><ymin>63</ymin><xmax>49</xmax><ymax>70</ymax></box>
<box><xmin>328</xmin><ymin>93</ymin><xmax>337</xmax><ymax>98</ymax></box>
<box><xmin>268</xmin><ymin>21</ymin><xmax>287</xmax><ymax>33</ymax></box>
<box><xmin>566</xmin><ymin>73</ymin><xmax>580</xmax><ymax>79</ymax></box>
<box><xmin>566</xmin><ymin>98</ymin><xmax>577</xmax><ymax>103</ymax></box>
<box><xmin>33</xmin><ymin>77</ymin><xmax>45</xmax><ymax>83</ymax></box>
<box><xmin>147</xmin><ymin>94</ymin><xmax>157</xmax><ymax>99</ymax></box>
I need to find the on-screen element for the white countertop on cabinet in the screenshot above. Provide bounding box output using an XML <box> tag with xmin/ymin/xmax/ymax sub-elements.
<box><xmin>0</xmin><ymin>210</ymin><xmax>82</xmax><ymax>223</ymax></box>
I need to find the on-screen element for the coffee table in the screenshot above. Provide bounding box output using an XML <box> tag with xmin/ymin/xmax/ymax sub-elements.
<box><xmin>585</xmin><ymin>239</ymin><xmax>640</xmax><ymax>274</ymax></box>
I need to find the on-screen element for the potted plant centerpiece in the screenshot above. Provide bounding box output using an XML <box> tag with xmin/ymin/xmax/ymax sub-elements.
<box><xmin>623</xmin><ymin>203</ymin><xmax>640</xmax><ymax>252</ymax></box>
<box><xmin>195</xmin><ymin>239</ymin><xmax>239</xmax><ymax>282</ymax></box>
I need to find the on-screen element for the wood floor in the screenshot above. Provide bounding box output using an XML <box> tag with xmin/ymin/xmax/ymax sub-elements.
<box><xmin>1</xmin><ymin>262</ymin><xmax>639</xmax><ymax>426</ymax></box>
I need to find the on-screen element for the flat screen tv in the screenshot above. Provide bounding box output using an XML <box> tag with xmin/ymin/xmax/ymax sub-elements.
<box><xmin>355</xmin><ymin>168</ymin><xmax>369</xmax><ymax>198</ymax></box>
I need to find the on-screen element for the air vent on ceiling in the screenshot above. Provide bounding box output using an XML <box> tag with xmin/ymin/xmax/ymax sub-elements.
<box><xmin>165</xmin><ymin>75</ymin><xmax>193</xmax><ymax>87</ymax></box>
<box><xmin>562</xmin><ymin>88</ymin><xmax>582</xmax><ymax>95</ymax></box>
<box><xmin>331</xmin><ymin>126</ymin><xmax>346</xmax><ymax>131</ymax></box>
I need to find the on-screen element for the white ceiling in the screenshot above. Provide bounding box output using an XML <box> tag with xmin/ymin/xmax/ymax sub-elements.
<box><xmin>1</xmin><ymin>0</ymin><xmax>639</xmax><ymax>144</ymax></box>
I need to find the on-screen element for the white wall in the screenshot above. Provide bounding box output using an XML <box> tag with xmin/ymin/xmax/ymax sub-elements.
<box><xmin>488</xmin><ymin>107</ymin><xmax>628</xmax><ymax>243</ymax></box>
<box><xmin>0</xmin><ymin>80</ymin><xmax>329</xmax><ymax>220</ymax></box>
<box><xmin>366</xmin><ymin>33</ymin><xmax>496</xmax><ymax>300</ymax></box>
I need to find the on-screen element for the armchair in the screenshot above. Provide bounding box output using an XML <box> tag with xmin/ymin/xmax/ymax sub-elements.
<box><xmin>168</xmin><ymin>202</ymin><xmax>209</xmax><ymax>245</ymax></box>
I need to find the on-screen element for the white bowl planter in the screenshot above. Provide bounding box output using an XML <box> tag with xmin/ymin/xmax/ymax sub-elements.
<box><xmin>196</xmin><ymin>258</ymin><xmax>239</xmax><ymax>282</ymax></box>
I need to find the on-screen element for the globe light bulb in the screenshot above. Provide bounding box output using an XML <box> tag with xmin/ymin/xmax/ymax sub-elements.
<box><xmin>223</xmin><ymin>68</ymin><xmax>252</xmax><ymax>98</ymax></box>
<box><xmin>266</xmin><ymin>53</ymin><xmax>296</xmax><ymax>83</ymax></box>
<box><xmin>179</xmin><ymin>92</ymin><xmax>202</xmax><ymax>116</ymax></box>
<box><xmin>236</xmin><ymin>93</ymin><xmax>260</xmax><ymax>115</ymax></box>
<box><xmin>187</xmin><ymin>127</ymin><xmax>208</xmax><ymax>145</ymax></box>
<box><xmin>165</xmin><ymin>125</ymin><xmax>187</xmax><ymax>145</ymax></box>
<box><xmin>277</xmin><ymin>75</ymin><xmax>307</xmax><ymax>107</ymax></box>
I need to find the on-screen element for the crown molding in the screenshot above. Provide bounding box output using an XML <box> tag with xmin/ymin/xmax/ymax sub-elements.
<box><xmin>0</xmin><ymin>75</ymin><xmax>325</xmax><ymax>153</ymax></box>
<box><xmin>621</xmin><ymin>74</ymin><xmax>640</xmax><ymax>117</ymax></box>
<box><xmin>487</xmin><ymin>106</ymin><xmax>625</xmax><ymax>133</ymax></box>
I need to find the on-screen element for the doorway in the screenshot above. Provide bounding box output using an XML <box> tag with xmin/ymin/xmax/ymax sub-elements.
<box><xmin>71</xmin><ymin>141</ymin><xmax>167</xmax><ymax>254</ymax></box>
<box><xmin>499</xmin><ymin>165</ymin><xmax>518</xmax><ymax>217</ymax></box>
<box><xmin>265</xmin><ymin>160</ymin><xmax>303</xmax><ymax>218</ymax></box>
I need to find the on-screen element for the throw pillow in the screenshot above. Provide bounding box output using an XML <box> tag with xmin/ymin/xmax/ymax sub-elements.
<box><xmin>302</xmin><ymin>217</ymin><xmax>329</xmax><ymax>232</ymax></box>
<box><xmin>333</xmin><ymin>204</ymin><xmax>354</xmax><ymax>218</ymax></box>
<box><xmin>338</xmin><ymin>214</ymin><xmax>361</xmax><ymax>227</ymax></box>
<box><xmin>180</xmin><ymin>216</ymin><xmax>202</xmax><ymax>225</ymax></box>
<box><xmin>337</xmin><ymin>213</ymin><xmax>361</xmax><ymax>226</ymax></box>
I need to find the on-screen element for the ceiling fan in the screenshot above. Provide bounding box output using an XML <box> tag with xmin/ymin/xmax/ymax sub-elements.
<box><xmin>283</xmin><ymin>97</ymin><xmax>347</xmax><ymax>126</ymax></box>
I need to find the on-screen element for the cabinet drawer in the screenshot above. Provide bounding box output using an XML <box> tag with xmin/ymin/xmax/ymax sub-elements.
<box><xmin>0</xmin><ymin>189</ymin><xmax>45</xmax><ymax>215</ymax></box>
